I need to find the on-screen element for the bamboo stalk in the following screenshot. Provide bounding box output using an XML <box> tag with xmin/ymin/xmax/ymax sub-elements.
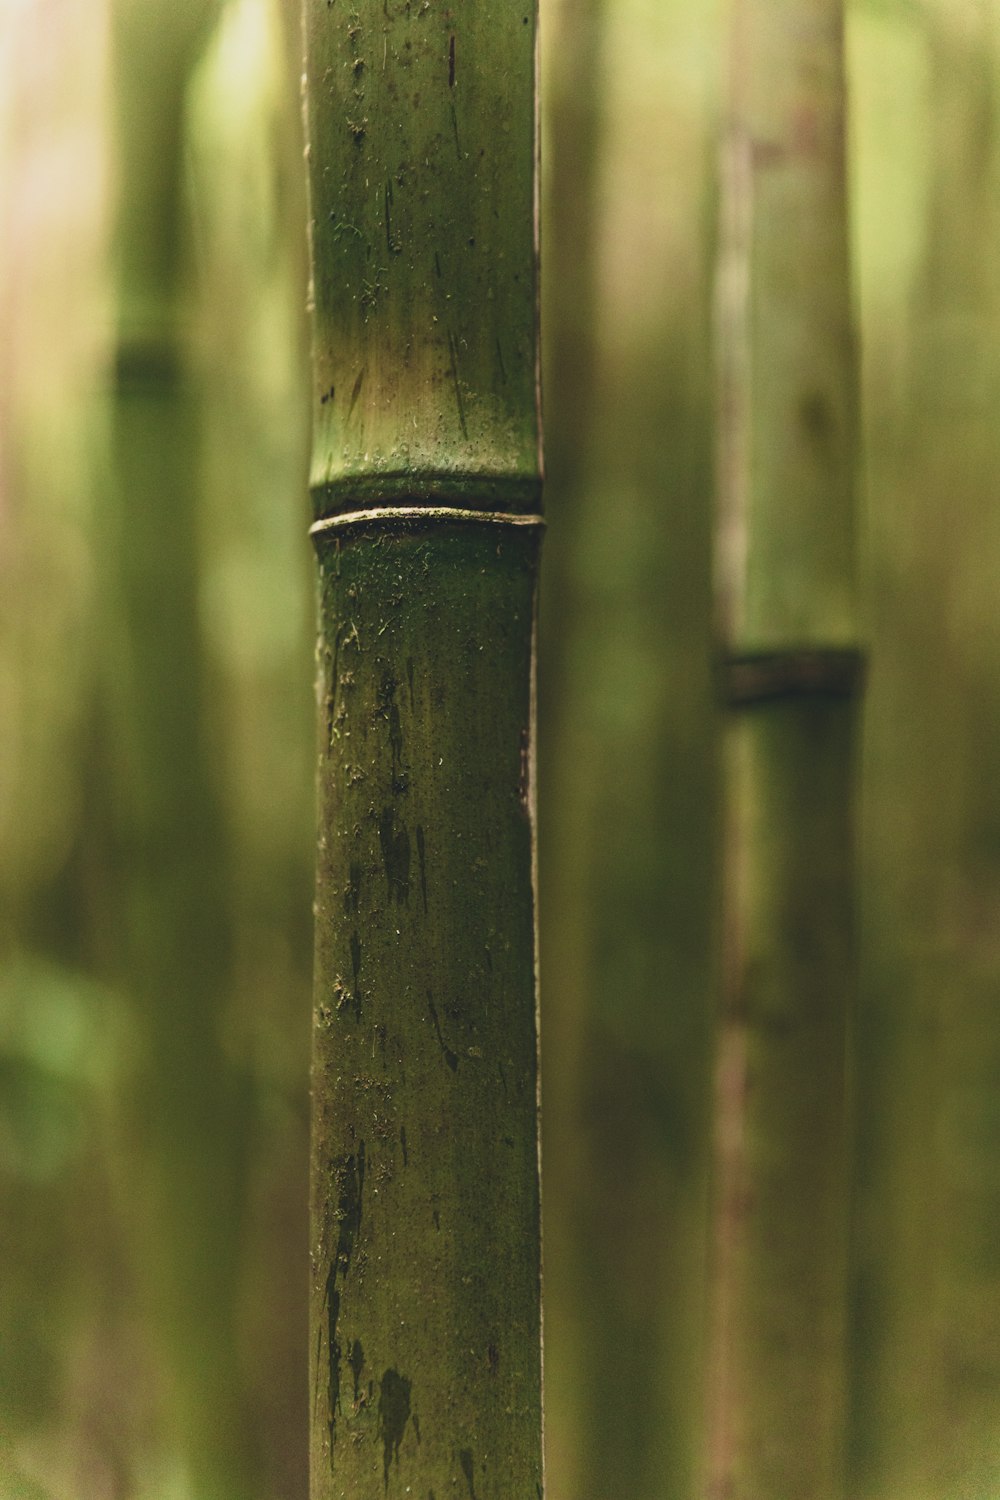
<box><xmin>539</xmin><ymin>2</ymin><xmax>720</xmax><ymax>1496</ymax></box>
<box><xmin>535</xmin><ymin>0</ymin><xmax>604</xmax><ymax>1493</ymax></box>
<box><xmin>850</xmin><ymin>7</ymin><xmax>1000</xmax><ymax>1497</ymax></box>
<box><xmin>104</xmin><ymin>4</ymin><xmax>260</xmax><ymax>1494</ymax></box>
<box><xmin>705</xmin><ymin>1</ymin><xmax>861</xmax><ymax>1496</ymax></box>
<box><xmin>301</xmin><ymin>5</ymin><xmax>543</xmax><ymax>1497</ymax></box>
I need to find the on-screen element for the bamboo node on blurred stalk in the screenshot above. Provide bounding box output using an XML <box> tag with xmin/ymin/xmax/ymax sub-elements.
<box><xmin>719</xmin><ymin>648</ymin><xmax>865</xmax><ymax>707</ymax></box>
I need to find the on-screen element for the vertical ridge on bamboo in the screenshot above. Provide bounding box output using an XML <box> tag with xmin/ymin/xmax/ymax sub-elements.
<box><xmin>705</xmin><ymin>2</ymin><xmax>862</xmax><ymax>1497</ymax></box>
<box><xmin>301</xmin><ymin>5</ymin><xmax>544</xmax><ymax>1497</ymax></box>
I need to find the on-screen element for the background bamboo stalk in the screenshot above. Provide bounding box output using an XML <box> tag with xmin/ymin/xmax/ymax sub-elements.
<box><xmin>705</xmin><ymin>1</ymin><xmax>860</xmax><ymax>1495</ymax></box>
<box><xmin>849</xmin><ymin>4</ymin><xmax>1000</xmax><ymax>1496</ymax></box>
<box><xmin>183</xmin><ymin>3</ymin><xmax>315</xmax><ymax>1491</ymax></box>
<box><xmin>536</xmin><ymin>0</ymin><xmax>606</xmax><ymax>1491</ymax></box>
<box><xmin>102</xmin><ymin>3</ymin><xmax>261</xmax><ymax>1493</ymax></box>
<box><xmin>302</xmin><ymin>4</ymin><xmax>543</xmax><ymax>1496</ymax></box>
<box><xmin>8</xmin><ymin>3</ymin><xmax>1000</xmax><ymax>1495</ymax></box>
<box><xmin>538</xmin><ymin>0</ymin><xmax>720</xmax><ymax>1495</ymax></box>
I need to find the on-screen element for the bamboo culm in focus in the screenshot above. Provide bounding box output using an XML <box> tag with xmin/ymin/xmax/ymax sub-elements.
<box><xmin>301</xmin><ymin>4</ymin><xmax>544</xmax><ymax>1497</ymax></box>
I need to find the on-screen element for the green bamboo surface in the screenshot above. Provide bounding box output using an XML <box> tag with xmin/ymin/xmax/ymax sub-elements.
<box><xmin>302</xmin><ymin>0</ymin><xmax>540</xmax><ymax>514</ymax></box>
<box><xmin>535</xmin><ymin>0</ymin><xmax>606</xmax><ymax>1493</ymax></box>
<box><xmin>849</xmin><ymin>4</ymin><xmax>1000</xmax><ymax>1496</ymax></box>
<box><xmin>302</xmin><ymin>2</ymin><xmax>543</xmax><ymax>1495</ymax></box>
<box><xmin>184</xmin><ymin>5</ymin><xmax>316</xmax><ymax>1493</ymax></box>
<box><xmin>310</xmin><ymin>518</ymin><xmax>542</xmax><ymax>1499</ymax></box>
<box><xmin>103</xmin><ymin>3</ymin><xmax>260</xmax><ymax>1494</ymax></box>
<box><xmin>708</xmin><ymin>701</ymin><xmax>856</xmax><ymax>1498</ymax></box>
<box><xmin>4</xmin><ymin>4</ymin><xmax>1000</xmax><ymax>1495</ymax></box>
<box><xmin>706</xmin><ymin>1</ymin><xmax>860</xmax><ymax>1495</ymax></box>
<box><xmin>539</xmin><ymin>1</ymin><xmax>719</xmax><ymax>1496</ymax></box>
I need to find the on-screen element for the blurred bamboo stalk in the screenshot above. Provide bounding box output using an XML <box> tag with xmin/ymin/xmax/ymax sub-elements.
<box><xmin>539</xmin><ymin>1</ymin><xmax>720</xmax><ymax>1495</ymax></box>
<box><xmin>301</xmin><ymin>2</ymin><xmax>543</xmax><ymax>1496</ymax></box>
<box><xmin>536</xmin><ymin>0</ymin><xmax>605</xmax><ymax>1493</ymax></box>
<box><xmin>705</xmin><ymin>1</ymin><xmax>861</xmax><ymax>1495</ymax></box>
<box><xmin>103</xmin><ymin>2</ymin><xmax>259</xmax><ymax>1494</ymax></box>
<box><xmin>183</xmin><ymin>2</ymin><xmax>315</xmax><ymax>1493</ymax></box>
<box><xmin>850</xmin><ymin>4</ymin><xmax>1000</xmax><ymax>1497</ymax></box>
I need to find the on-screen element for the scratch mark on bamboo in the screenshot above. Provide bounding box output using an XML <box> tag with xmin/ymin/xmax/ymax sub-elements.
<box><xmin>378</xmin><ymin>807</ymin><xmax>411</xmax><ymax>903</ymax></box>
<box><xmin>313</xmin><ymin>1318</ymin><xmax>326</xmax><ymax>1423</ymax></box>
<box><xmin>416</xmin><ymin>824</ymin><xmax>428</xmax><ymax>912</ymax></box>
<box><xmin>327</xmin><ymin>627</ymin><xmax>345</xmax><ymax>748</ymax></box>
<box><xmin>427</xmin><ymin>991</ymin><xmax>459</xmax><ymax>1072</ymax></box>
<box><xmin>350</xmin><ymin>930</ymin><xmax>362</xmax><ymax>1016</ymax></box>
<box><xmin>350</xmin><ymin>1338</ymin><xmax>365</xmax><ymax>1405</ymax></box>
<box><xmin>348</xmin><ymin>367</ymin><xmax>366</xmax><ymax>420</ymax></box>
<box><xmin>326</xmin><ymin>1283</ymin><xmax>342</xmax><ymax>1457</ymax></box>
<box><xmin>316</xmin><ymin>1142</ymin><xmax>366</xmax><ymax>1465</ymax></box>
<box><xmin>447</xmin><ymin>328</ymin><xmax>468</xmax><ymax>437</ymax></box>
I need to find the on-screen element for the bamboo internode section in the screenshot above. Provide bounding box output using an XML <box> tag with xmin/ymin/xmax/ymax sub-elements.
<box><xmin>714</xmin><ymin>0</ymin><xmax>858</xmax><ymax>653</ymax></box>
<box><xmin>302</xmin><ymin>0</ymin><xmax>542</xmax><ymax>520</ymax></box>
<box><xmin>707</xmin><ymin>1</ymin><xmax>863</xmax><ymax>1497</ymax></box>
<box><xmin>302</xmin><ymin>4</ymin><xmax>543</xmax><ymax>1498</ymax></box>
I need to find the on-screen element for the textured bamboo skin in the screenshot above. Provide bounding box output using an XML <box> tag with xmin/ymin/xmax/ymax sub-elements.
<box><xmin>310</xmin><ymin>521</ymin><xmax>542</xmax><ymax>1499</ymax></box>
<box><xmin>302</xmin><ymin>2</ymin><xmax>543</xmax><ymax>1495</ymax></box>
<box><xmin>707</xmin><ymin>1</ymin><xmax>860</xmax><ymax>1496</ymax></box>
<box><xmin>302</xmin><ymin>2</ymin><xmax>540</xmax><ymax>516</ymax></box>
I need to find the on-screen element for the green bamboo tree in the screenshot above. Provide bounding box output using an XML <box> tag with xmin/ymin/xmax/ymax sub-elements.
<box><xmin>539</xmin><ymin>0</ymin><xmax>719</xmax><ymax>1496</ymax></box>
<box><xmin>102</xmin><ymin>2</ymin><xmax>259</xmax><ymax>1493</ymax></box>
<box><xmin>301</xmin><ymin>3</ymin><xmax>543</xmax><ymax>1497</ymax></box>
<box><xmin>704</xmin><ymin>1</ymin><xmax>861</xmax><ymax>1495</ymax></box>
<box><xmin>535</xmin><ymin>0</ymin><xmax>606</xmax><ymax>1492</ymax></box>
<box><xmin>185</xmin><ymin>2</ymin><xmax>315</xmax><ymax>1493</ymax></box>
<box><xmin>849</xmin><ymin>3</ymin><xmax>1000</xmax><ymax>1496</ymax></box>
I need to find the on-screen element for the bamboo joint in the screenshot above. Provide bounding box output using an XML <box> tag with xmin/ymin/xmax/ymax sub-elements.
<box><xmin>719</xmin><ymin>647</ymin><xmax>866</xmax><ymax>707</ymax></box>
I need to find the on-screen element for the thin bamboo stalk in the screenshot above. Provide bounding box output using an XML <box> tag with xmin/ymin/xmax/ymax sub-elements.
<box><xmin>105</xmin><ymin>4</ymin><xmax>259</xmax><ymax>1494</ymax></box>
<box><xmin>183</xmin><ymin>5</ymin><xmax>314</xmax><ymax>1493</ymax></box>
<box><xmin>850</xmin><ymin>6</ymin><xmax>1000</xmax><ymax>1497</ymax></box>
<box><xmin>539</xmin><ymin>2</ymin><xmax>720</xmax><ymax>1496</ymax></box>
<box><xmin>535</xmin><ymin>0</ymin><xmax>604</xmax><ymax>1494</ymax></box>
<box><xmin>705</xmin><ymin>1</ymin><xmax>861</xmax><ymax>1496</ymax></box>
<box><xmin>301</xmin><ymin>5</ymin><xmax>543</xmax><ymax>1497</ymax></box>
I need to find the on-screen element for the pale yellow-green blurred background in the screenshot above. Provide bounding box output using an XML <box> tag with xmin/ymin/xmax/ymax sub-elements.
<box><xmin>2</xmin><ymin>1</ymin><xmax>998</xmax><ymax>1497</ymax></box>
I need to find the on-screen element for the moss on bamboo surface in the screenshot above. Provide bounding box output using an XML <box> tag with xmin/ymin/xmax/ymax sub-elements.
<box><xmin>310</xmin><ymin>520</ymin><xmax>542</xmax><ymax>1499</ymax></box>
